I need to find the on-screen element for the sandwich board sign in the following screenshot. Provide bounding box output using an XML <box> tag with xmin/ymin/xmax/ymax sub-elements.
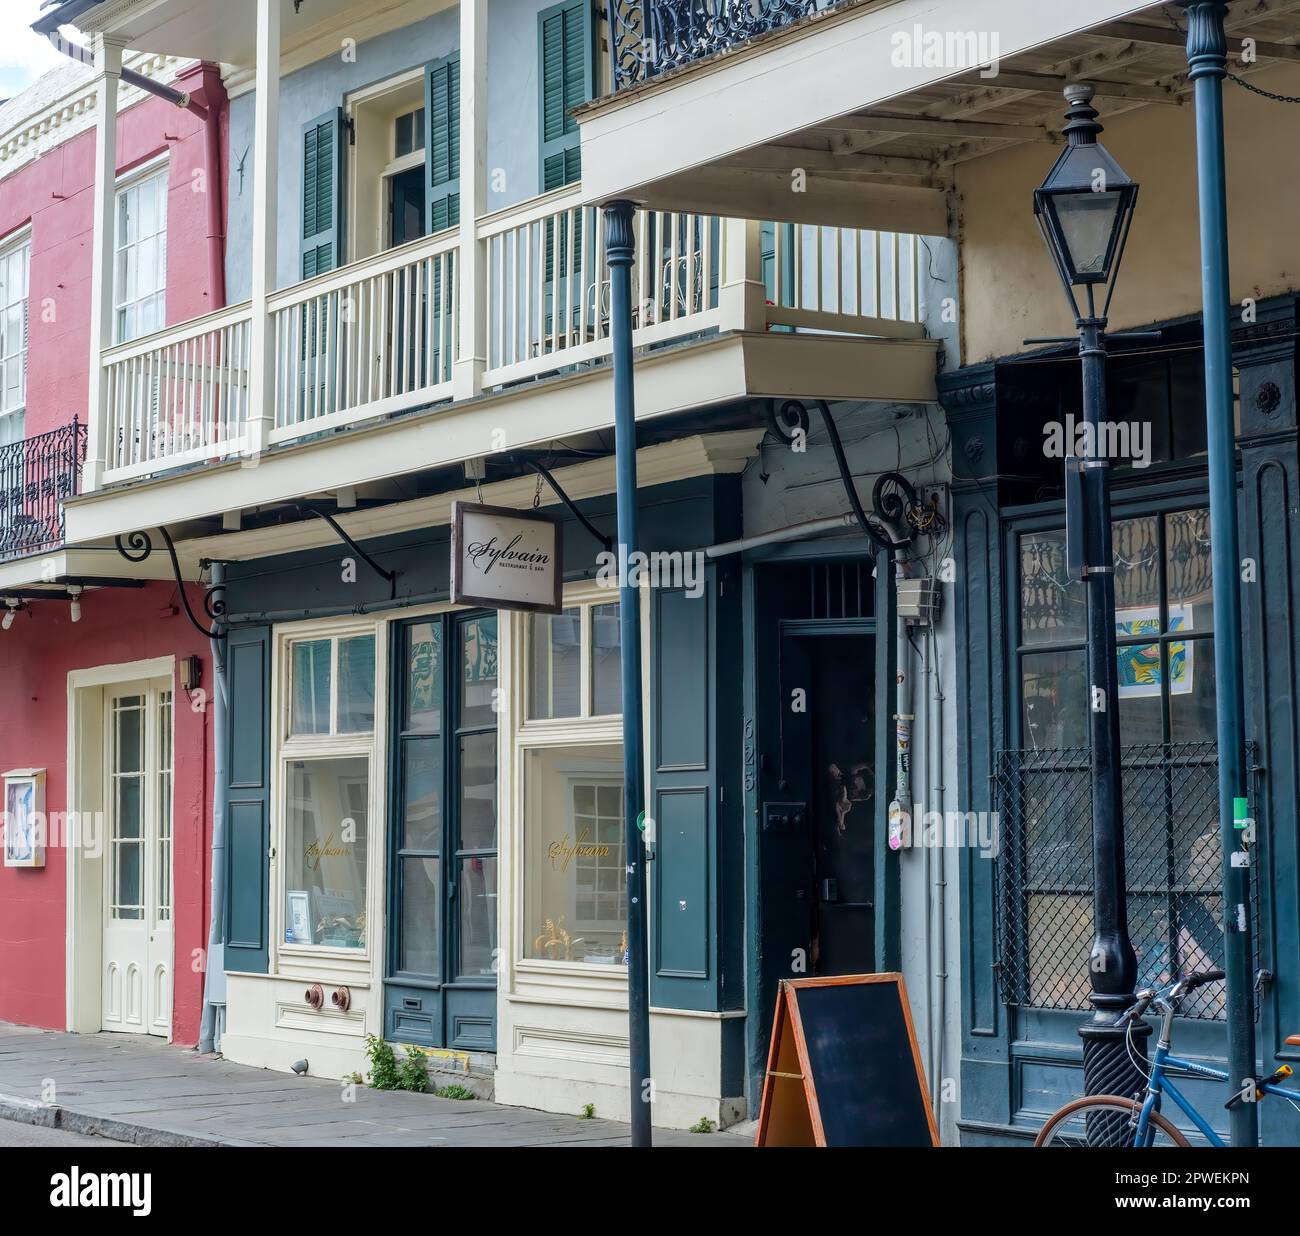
<box><xmin>756</xmin><ymin>973</ymin><xmax>939</xmax><ymax>1147</ymax></box>
<box><xmin>451</xmin><ymin>501</ymin><xmax>564</xmax><ymax>614</ymax></box>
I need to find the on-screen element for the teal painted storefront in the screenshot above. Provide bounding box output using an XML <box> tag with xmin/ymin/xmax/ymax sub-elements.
<box><xmin>940</xmin><ymin>296</ymin><xmax>1300</xmax><ymax>1146</ymax></box>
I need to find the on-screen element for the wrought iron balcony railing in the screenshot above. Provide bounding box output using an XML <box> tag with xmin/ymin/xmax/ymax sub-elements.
<box><xmin>610</xmin><ymin>0</ymin><xmax>842</xmax><ymax>93</ymax></box>
<box><xmin>0</xmin><ymin>420</ymin><xmax>86</xmax><ymax>562</ymax></box>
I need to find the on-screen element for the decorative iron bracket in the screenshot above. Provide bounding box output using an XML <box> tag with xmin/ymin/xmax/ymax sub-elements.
<box><xmin>115</xmin><ymin>527</ymin><xmax>227</xmax><ymax>639</ymax></box>
<box><xmin>296</xmin><ymin>503</ymin><xmax>399</xmax><ymax>599</ymax></box>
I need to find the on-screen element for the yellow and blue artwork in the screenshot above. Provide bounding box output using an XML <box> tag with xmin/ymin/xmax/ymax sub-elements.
<box><xmin>1115</xmin><ymin>605</ymin><xmax>1192</xmax><ymax>698</ymax></box>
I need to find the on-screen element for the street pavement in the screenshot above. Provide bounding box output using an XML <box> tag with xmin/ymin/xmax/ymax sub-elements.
<box><xmin>0</xmin><ymin>1023</ymin><xmax>748</xmax><ymax>1148</ymax></box>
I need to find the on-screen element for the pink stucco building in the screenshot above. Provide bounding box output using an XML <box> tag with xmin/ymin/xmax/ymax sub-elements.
<box><xmin>0</xmin><ymin>52</ymin><xmax>226</xmax><ymax>1048</ymax></box>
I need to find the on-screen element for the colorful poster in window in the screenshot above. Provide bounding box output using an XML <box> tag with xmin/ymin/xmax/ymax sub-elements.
<box><xmin>1115</xmin><ymin>604</ymin><xmax>1192</xmax><ymax>699</ymax></box>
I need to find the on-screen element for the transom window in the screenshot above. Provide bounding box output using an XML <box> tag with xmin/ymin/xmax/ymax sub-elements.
<box><xmin>0</xmin><ymin>233</ymin><xmax>30</xmax><ymax>445</ymax></box>
<box><xmin>526</xmin><ymin>601</ymin><xmax>621</xmax><ymax>721</ymax></box>
<box><xmin>115</xmin><ymin>166</ymin><xmax>168</xmax><ymax>343</ymax></box>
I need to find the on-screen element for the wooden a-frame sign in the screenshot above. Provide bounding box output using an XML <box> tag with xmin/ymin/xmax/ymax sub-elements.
<box><xmin>756</xmin><ymin>973</ymin><xmax>939</xmax><ymax>1147</ymax></box>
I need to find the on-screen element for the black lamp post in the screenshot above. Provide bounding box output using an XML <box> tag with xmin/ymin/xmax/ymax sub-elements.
<box><xmin>1033</xmin><ymin>84</ymin><xmax>1151</xmax><ymax>1101</ymax></box>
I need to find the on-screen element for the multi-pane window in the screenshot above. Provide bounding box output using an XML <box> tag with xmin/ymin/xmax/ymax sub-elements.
<box><xmin>1004</xmin><ymin>506</ymin><xmax>1225</xmax><ymax>1018</ymax></box>
<box><xmin>520</xmin><ymin>595</ymin><xmax>626</xmax><ymax>966</ymax></box>
<box><xmin>110</xmin><ymin>695</ymin><xmax>147</xmax><ymax>921</ymax></box>
<box><xmin>1017</xmin><ymin>509</ymin><xmax>1214</xmax><ymax>749</ymax></box>
<box><xmin>390</xmin><ymin>613</ymin><xmax>499</xmax><ymax>982</ymax></box>
<box><xmin>0</xmin><ymin>234</ymin><xmax>29</xmax><ymax>445</ymax></box>
<box><xmin>281</xmin><ymin>630</ymin><xmax>376</xmax><ymax>952</ymax></box>
<box><xmin>115</xmin><ymin>167</ymin><xmax>168</xmax><ymax>343</ymax></box>
<box><xmin>527</xmin><ymin>602</ymin><xmax>621</xmax><ymax>721</ymax></box>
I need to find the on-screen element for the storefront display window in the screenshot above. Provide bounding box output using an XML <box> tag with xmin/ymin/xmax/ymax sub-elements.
<box><xmin>518</xmin><ymin>594</ymin><xmax>625</xmax><ymax>967</ymax></box>
<box><xmin>284</xmin><ymin>757</ymin><xmax>369</xmax><ymax>948</ymax></box>
<box><xmin>280</xmin><ymin>628</ymin><xmax>377</xmax><ymax>954</ymax></box>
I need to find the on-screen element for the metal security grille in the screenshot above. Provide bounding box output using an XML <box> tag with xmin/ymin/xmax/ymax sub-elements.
<box><xmin>993</xmin><ymin>741</ymin><xmax>1257</xmax><ymax>1021</ymax></box>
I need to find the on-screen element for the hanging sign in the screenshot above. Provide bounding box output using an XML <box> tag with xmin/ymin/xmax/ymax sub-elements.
<box><xmin>451</xmin><ymin>501</ymin><xmax>564</xmax><ymax>614</ymax></box>
<box><xmin>756</xmin><ymin>973</ymin><xmax>938</xmax><ymax>1147</ymax></box>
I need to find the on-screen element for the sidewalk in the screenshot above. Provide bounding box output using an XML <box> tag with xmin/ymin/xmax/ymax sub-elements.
<box><xmin>0</xmin><ymin>1023</ymin><xmax>747</xmax><ymax>1148</ymax></box>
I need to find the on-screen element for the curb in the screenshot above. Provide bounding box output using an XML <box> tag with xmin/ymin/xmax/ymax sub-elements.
<box><xmin>0</xmin><ymin>1092</ymin><xmax>246</xmax><ymax>1148</ymax></box>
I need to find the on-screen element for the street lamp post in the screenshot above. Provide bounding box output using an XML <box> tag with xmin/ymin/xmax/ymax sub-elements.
<box><xmin>1032</xmin><ymin>84</ymin><xmax>1151</xmax><ymax>1099</ymax></box>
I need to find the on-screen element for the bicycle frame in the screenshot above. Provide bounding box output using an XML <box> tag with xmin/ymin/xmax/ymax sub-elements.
<box><xmin>1133</xmin><ymin>1000</ymin><xmax>1296</xmax><ymax>1147</ymax></box>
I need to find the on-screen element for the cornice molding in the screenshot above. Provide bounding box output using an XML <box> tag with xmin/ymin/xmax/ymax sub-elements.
<box><xmin>176</xmin><ymin>429</ymin><xmax>765</xmax><ymax>563</ymax></box>
<box><xmin>0</xmin><ymin>51</ymin><xmax>190</xmax><ymax>183</ymax></box>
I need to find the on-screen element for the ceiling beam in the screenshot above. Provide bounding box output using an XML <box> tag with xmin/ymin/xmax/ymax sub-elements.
<box><xmin>727</xmin><ymin>145</ymin><xmax>940</xmax><ymax>180</ymax></box>
<box><xmin>959</xmin><ymin>70</ymin><xmax>1182</xmax><ymax>104</ymax></box>
<box><xmin>1091</xmin><ymin>20</ymin><xmax>1300</xmax><ymax>62</ymax></box>
<box><xmin>823</xmin><ymin>113</ymin><xmax>1052</xmax><ymax>142</ymax></box>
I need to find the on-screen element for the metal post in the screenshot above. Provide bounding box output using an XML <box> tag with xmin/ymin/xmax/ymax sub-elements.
<box><xmin>1183</xmin><ymin>0</ymin><xmax>1257</xmax><ymax>1146</ymax></box>
<box><xmin>1077</xmin><ymin>319</ymin><xmax>1149</xmax><ymax>1101</ymax></box>
<box><xmin>603</xmin><ymin>199</ymin><xmax>652</xmax><ymax>1146</ymax></box>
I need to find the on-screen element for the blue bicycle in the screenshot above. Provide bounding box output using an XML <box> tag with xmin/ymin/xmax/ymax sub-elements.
<box><xmin>1035</xmin><ymin>970</ymin><xmax>1300</xmax><ymax>1146</ymax></box>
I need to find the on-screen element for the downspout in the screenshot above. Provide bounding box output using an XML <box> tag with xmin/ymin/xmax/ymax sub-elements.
<box><xmin>42</xmin><ymin>27</ymin><xmax>228</xmax><ymax>311</ymax></box>
<box><xmin>198</xmin><ymin>561</ymin><xmax>227</xmax><ymax>1054</ymax></box>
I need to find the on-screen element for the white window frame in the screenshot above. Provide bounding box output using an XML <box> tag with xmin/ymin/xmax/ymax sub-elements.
<box><xmin>345</xmin><ymin>68</ymin><xmax>428</xmax><ymax>261</ymax></box>
<box><xmin>271</xmin><ymin>618</ymin><xmax>384</xmax><ymax>969</ymax></box>
<box><xmin>113</xmin><ymin>158</ymin><xmax>169</xmax><ymax>345</ymax></box>
<box><xmin>0</xmin><ymin>227</ymin><xmax>31</xmax><ymax>446</ymax></box>
<box><xmin>514</xmin><ymin>583</ymin><xmax>628</xmax><ymax>976</ymax></box>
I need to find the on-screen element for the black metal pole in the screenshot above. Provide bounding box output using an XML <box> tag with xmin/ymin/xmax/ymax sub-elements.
<box><xmin>1182</xmin><ymin>0</ymin><xmax>1257</xmax><ymax>1146</ymax></box>
<box><xmin>1076</xmin><ymin>317</ymin><xmax>1150</xmax><ymax>1100</ymax></box>
<box><xmin>603</xmin><ymin>199</ymin><xmax>652</xmax><ymax>1146</ymax></box>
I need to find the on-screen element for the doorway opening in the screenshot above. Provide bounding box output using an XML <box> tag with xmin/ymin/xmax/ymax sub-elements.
<box><xmin>749</xmin><ymin>555</ymin><xmax>894</xmax><ymax>1088</ymax></box>
<box><xmin>66</xmin><ymin>660</ymin><xmax>176</xmax><ymax>1037</ymax></box>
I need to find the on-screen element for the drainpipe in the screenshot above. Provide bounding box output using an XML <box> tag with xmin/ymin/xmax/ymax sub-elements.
<box><xmin>198</xmin><ymin>561</ymin><xmax>227</xmax><ymax>1054</ymax></box>
<box><xmin>41</xmin><ymin>24</ymin><xmax>228</xmax><ymax>316</ymax></box>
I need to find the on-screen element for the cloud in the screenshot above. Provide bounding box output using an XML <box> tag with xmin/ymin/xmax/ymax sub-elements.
<box><xmin>0</xmin><ymin>3</ymin><xmax>71</xmax><ymax>101</ymax></box>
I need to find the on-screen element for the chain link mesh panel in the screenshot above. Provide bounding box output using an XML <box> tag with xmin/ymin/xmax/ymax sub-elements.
<box><xmin>993</xmin><ymin>741</ymin><xmax>1258</xmax><ymax>1021</ymax></box>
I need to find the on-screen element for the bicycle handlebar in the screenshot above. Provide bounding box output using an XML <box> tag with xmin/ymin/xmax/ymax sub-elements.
<box><xmin>1121</xmin><ymin>971</ymin><xmax>1226</xmax><ymax>1024</ymax></box>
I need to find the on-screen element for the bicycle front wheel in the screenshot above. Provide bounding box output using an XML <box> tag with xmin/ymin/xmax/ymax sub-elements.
<box><xmin>1034</xmin><ymin>1096</ymin><xmax>1190</xmax><ymax>1147</ymax></box>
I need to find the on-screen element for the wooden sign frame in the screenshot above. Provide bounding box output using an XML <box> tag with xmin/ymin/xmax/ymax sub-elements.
<box><xmin>450</xmin><ymin>500</ymin><xmax>564</xmax><ymax>615</ymax></box>
<box><xmin>756</xmin><ymin>972</ymin><xmax>939</xmax><ymax>1147</ymax></box>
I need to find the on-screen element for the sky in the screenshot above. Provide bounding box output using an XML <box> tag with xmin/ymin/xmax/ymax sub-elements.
<box><xmin>0</xmin><ymin>2</ymin><xmax>72</xmax><ymax>102</ymax></box>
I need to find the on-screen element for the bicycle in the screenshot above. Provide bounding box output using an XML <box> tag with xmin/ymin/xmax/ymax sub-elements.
<box><xmin>1035</xmin><ymin>970</ymin><xmax>1300</xmax><ymax>1146</ymax></box>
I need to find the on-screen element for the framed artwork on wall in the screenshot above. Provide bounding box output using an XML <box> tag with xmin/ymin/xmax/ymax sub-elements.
<box><xmin>3</xmin><ymin>769</ymin><xmax>45</xmax><ymax>868</ymax></box>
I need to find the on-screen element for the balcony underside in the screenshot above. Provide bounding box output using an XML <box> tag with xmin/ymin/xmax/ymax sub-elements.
<box><xmin>67</xmin><ymin>326</ymin><xmax>937</xmax><ymax>548</ymax></box>
<box><xmin>71</xmin><ymin>0</ymin><xmax>454</xmax><ymax>67</ymax></box>
<box><xmin>579</xmin><ymin>0</ymin><xmax>1300</xmax><ymax>230</ymax></box>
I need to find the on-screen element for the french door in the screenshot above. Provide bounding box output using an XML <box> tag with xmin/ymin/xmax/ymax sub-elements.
<box><xmin>385</xmin><ymin>612</ymin><xmax>499</xmax><ymax>1051</ymax></box>
<box><xmin>102</xmin><ymin>682</ymin><xmax>174</xmax><ymax>1036</ymax></box>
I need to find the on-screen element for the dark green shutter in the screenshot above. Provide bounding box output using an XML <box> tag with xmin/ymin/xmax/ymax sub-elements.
<box><xmin>539</xmin><ymin>0</ymin><xmax>593</xmax><ymax>192</ymax></box>
<box><xmin>425</xmin><ymin>54</ymin><xmax>461</xmax><ymax>233</ymax></box>
<box><xmin>224</xmin><ymin>625</ymin><xmax>272</xmax><ymax>974</ymax></box>
<box><xmin>301</xmin><ymin>110</ymin><xmax>344</xmax><ymax>279</ymax></box>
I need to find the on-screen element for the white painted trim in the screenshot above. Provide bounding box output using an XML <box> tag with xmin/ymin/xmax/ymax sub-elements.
<box><xmin>65</xmin><ymin>655</ymin><xmax>176</xmax><ymax>1033</ymax></box>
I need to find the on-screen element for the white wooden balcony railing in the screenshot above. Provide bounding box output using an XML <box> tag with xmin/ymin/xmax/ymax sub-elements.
<box><xmin>481</xmin><ymin>184</ymin><xmax>719</xmax><ymax>387</ymax></box>
<box><xmin>96</xmin><ymin>190</ymin><xmax>926</xmax><ymax>485</ymax></box>
<box><xmin>102</xmin><ymin>302</ymin><xmax>253</xmax><ymax>483</ymax></box>
<box><xmin>269</xmin><ymin>228</ymin><xmax>458</xmax><ymax>442</ymax></box>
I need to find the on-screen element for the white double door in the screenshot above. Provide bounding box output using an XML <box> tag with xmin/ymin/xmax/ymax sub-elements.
<box><xmin>101</xmin><ymin>681</ymin><xmax>174</xmax><ymax>1036</ymax></box>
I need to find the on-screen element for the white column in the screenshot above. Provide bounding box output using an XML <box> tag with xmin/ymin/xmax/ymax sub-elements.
<box><xmin>719</xmin><ymin>217</ymin><xmax>766</xmax><ymax>333</ymax></box>
<box><xmin>454</xmin><ymin>0</ymin><xmax>488</xmax><ymax>401</ymax></box>
<box><xmin>247</xmin><ymin>0</ymin><xmax>281</xmax><ymax>454</ymax></box>
<box><xmin>84</xmin><ymin>35</ymin><xmax>124</xmax><ymax>492</ymax></box>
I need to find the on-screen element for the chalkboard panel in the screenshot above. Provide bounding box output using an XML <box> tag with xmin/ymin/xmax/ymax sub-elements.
<box><xmin>757</xmin><ymin>974</ymin><xmax>938</xmax><ymax>1147</ymax></box>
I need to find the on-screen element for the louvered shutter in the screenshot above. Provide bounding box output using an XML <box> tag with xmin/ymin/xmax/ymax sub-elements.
<box><xmin>539</xmin><ymin>0</ymin><xmax>592</xmax><ymax>192</ymax></box>
<box><xmin>425</xmin><ymin>55</ymin><xmax>461</xmax><ymax>233</ymax></box>
<box><xmin>301</xmin><ymin>110</ymin><xmax>344</xmax><ymax>279</ymax></box>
